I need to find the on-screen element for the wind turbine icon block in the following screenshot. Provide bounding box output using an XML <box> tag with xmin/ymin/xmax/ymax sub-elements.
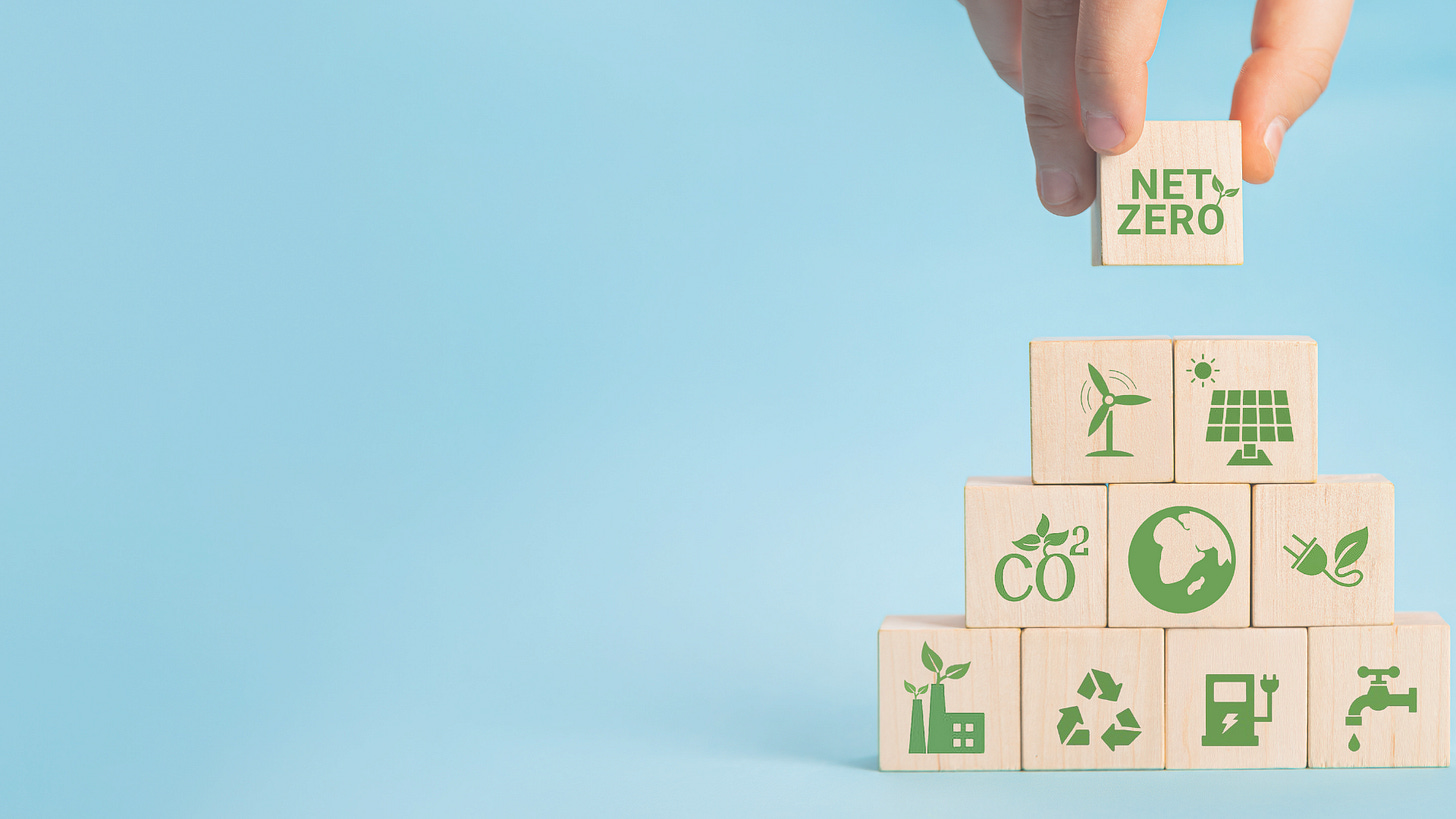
<box><xmin>1031</xmin><ymin>337</ymin><xmax>1173</xmax><ymax>485</ymax></box>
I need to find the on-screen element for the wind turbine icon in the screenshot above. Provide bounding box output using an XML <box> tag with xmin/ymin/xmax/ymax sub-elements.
<box><xmin>1085</xmin><ymin>364</ymin><xmax>1150</xmax><ymax>458</ymax></box>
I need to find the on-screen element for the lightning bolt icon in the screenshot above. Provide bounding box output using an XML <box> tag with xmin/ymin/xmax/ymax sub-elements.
<box><xmin>1222</xmin><ymin>712</ymin><xmax>1239</xmax><ymax>733</ymax></box>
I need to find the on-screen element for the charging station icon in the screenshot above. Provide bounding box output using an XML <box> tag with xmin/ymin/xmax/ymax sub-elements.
<box><xmin>1202</xmin><ymin>673</ymin><xmax>1279</xmax><ymax>747</ymax></box>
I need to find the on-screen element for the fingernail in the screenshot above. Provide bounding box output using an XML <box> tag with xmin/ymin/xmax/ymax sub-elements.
<box><xmin>1264</xmin><ymin>116</ymin><xmax>1290</xmax><ymax>163</ymax></box>
<box><xmin>1037</xmin><ymin>167</ymin><xmax>1077</xmax><ymax>206</ymax></box>
<box><xmin>1083</xmin><ymin>113</ymin><xmax>1125</xmax><ymax>153</ymax></box>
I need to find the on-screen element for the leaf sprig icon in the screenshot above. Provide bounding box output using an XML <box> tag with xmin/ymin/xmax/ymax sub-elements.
<box><xmin>1011</xmin><ymin>513</ymin><xmax>1069</xmax><ymax>551</ymax></box>
<box><xmin>921</xmin><ymin>643</ymin><xmax>970</xmax><ymax>684</ymax></box>
<box><xmin>1212</xmin><ymin>175</ymin><xmax>1240</xmax><ymax>207</ymax></box>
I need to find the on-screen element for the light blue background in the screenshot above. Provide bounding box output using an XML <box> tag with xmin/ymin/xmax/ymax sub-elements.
<box><xmin>1</xmin><ymin>1</ymin><xmax>1452</xmax><ymax>816</ymax></box>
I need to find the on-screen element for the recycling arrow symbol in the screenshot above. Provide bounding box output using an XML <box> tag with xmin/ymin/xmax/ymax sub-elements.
<box><xmin>1056</xmin><ymin>669</ymin><xmax>1140</xmax><ymax>750</ymax></box>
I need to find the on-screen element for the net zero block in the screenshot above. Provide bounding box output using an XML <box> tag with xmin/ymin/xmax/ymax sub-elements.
<box><xmin>1253</xmin><ymin>475</ymin><xmax>1394</xmax><ymax>627</ymax></box>
<box><xmin>1092</xmin><ymin>120</ymin><xmax>1243</xmax><ymax>266</ymax></box>
<box><xmin>1021</xmin><ymin>627</ymin><xmax>1164</xmax><ymax>769</ymax></box>
<box><xmin>878</xmin><ymin>616</ymin><xmax>1021</xmax><ymax>770</ymax></box>
<box><xmin>1174</xmin><ymin>336</ymin><xmax>1317</xmax><ymax>484</ymax></box>
<box><xmin>1309</xmin><ymin>612</ymin><xmax>1449</xmax><ymax>767</ymax></box>
<box><xmin>965</xmin><ymin>478</ymin><xmax>1107</xmax><ymax>628</ymax></box>
<box><xmin>1030</xmin><ymin>337</ymin><xmax>1173</xmax><ymax>485</ymax></box>
<box><xmin>1165</xmin><ymin>628</ymin><xmax>1308</xmax><ymax>769</ymax></box>
<box><xmin>1108</xmin><ymin>482</ymin><xmax>1251</xmax><ymax>628</ymax></box>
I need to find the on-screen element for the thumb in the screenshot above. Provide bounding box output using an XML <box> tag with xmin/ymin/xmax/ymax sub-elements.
<box><xmin>1230</xmin><ymin>0</ymin><xmax>1352</xmax><ymax>184</ymax></box>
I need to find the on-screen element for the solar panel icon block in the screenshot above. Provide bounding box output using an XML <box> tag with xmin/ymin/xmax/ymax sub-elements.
<box><xmin>1173</xmin><ymin>337</ymin><xmax>1316</xmax><ymax>483</ymax></box>
<box><xmin>1204</xmin><ymin>389</ymin><xmax>1295</xmax><ymax>465</ymax></box>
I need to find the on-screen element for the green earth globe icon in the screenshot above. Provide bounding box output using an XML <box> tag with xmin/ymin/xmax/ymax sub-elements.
<box><xmin>1127</xmin><ymin>506</ymin><xmax>1236</xmax><ymax>613</ymax></box>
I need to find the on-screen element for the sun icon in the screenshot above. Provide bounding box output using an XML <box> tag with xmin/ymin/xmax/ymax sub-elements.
<box><xmin>1187</xmin><ymin>355</ymin><xmax>1219</xmax><ymax>387</ymax></box>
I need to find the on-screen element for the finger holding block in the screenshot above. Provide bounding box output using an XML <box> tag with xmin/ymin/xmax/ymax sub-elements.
<box><xmin>1108</xmin><ymin>483</ymin><xmax>1252</xmax><ymax>628</ymax></box>
<box><xmin>1021</xmin><ymin>628</ymin><xmax>1164</xmax><ymax>770</ymax></box>
<box><xmin>965</xmin><ymin>478</ymin><xmax>1107</xmax><ymax>628</ymax></box>
<box><xmin>1165</xmin><ymin>628</ymin><xmax>1308</xmax><ymax>769</ymax></box>
<box><xmin>878</xmin><ymin>616</ymin><xmax>1021</xmax><ymax>771</ymax></box>
<box><xmin>1309</xmin><ymin>613</ymin><xmax>1450</xmax><ymax>768</ymax></box>
<box><xmin>1253</xmin><ymin>476</ymin><xmax>1395</xmax><ymax>627</ymax></box>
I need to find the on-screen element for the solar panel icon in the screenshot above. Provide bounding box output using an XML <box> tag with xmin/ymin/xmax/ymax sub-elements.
<box><xmin>1204</xmin><ymin>389</ymin><xmax>1294</xmax><ymax>466</ymax></box>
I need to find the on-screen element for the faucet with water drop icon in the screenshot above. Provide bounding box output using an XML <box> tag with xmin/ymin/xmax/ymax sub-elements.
<box><xmin>1345</xmin><ymin>665</ymin><xmax>1418</xmax><ymax>752</ymax></box>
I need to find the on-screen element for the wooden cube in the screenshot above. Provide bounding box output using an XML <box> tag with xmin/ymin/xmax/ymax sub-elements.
<box><xmin>965</xmin><ymin>478</ymin><xmax>1107</xmax><ymax>628</ymax></box>
<box><xmin>1309</xmin><ymin>612</ymin><xmax>1450</xmax><ymax>768</ymax></box>
<box><xmin>1108</xmin><ymin>483</ymin><xmax>1251</xmax><ymax>628</ymax></box>
<box><xmin>1165</xmin><ymin>628</ymin><xmax>1308</xmax><ymax>769</ymax></box>
<box><xmin>878</xmin><ymin>616</ymin><xmax>1021</xmax><ymax>770</ymax></box>
<box><xmin>1173</xmin><ymin>336</ymin><xmax>1317</xmax><ymax>484</ymax></box>
<box><xmin>1092</xmin><ymin>121</ymin><xmax>1243</xmax><ymax>266</ymax></box>
<box><xmin>1021</xmin><ymin>627</ymin><xmax>1164</xmax><ymax>769</ymax></box>
<box><xmin>1253</xmin><ymin>476</ymin><xmax>1395</xmax><ymax>627</ymax></box>
<box><xmin>1030</xmin><ymin>337</ymin><xmax>1173</xmax><ymax>484</ymax></box>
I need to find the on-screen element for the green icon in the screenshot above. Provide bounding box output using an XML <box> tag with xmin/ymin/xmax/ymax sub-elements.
<box><xmin>1202</xmin><ymin>673</ymin><xmax>1278</xmax><ymax>747</ymax></box>
<box><xmin>995</xmin><ymin>514</ymin><xmax>1090</xmax><ymax>602</ymax></box>
<box><xmin>904</xmin><ymin>642</ymin><xmax>983</xmax><ymax>755</ymax></box>
<box><xmin>1283</xmin><ymin>527</ymin><xmax>1367</xmax><ymax>587</ymax></box>
<box><xmin>1186</xmin><ymin>354</ymin><xmax>1219</xmax><ymax>387</ymax></box>
<box><xmin>1082</xmin><ymin>364</ymin><xmax>1150</xmax><ymax>458</ymax></box>
<box><xmin>1056</xmin><ymin>669</ymin><xmax>1140</xmax><ymax>750</ymax></box>
<box><xmin>1204</xmin><ymin>388</ymin><xmax>1294</xmax><ymax>466</ymax></box>
<box><xmin>1127</xmin><ymin>506</ymin><xmax>1235</xmax><ymax>613</ymax></box>
<box><xmin>1346</xmin><ymin>665</ymin><xmax>1417</xmax><ymax>752</ymax></box>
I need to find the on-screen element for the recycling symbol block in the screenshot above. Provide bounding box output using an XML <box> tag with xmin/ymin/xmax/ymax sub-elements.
<box><xmin>1056</xmin><ymin>669</ymin><xmax>1142</xmax><ymax>750</ymax></box>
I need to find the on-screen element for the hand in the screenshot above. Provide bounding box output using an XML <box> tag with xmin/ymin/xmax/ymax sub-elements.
<box><xmin>956</xmin><ymin>0</ymin><xmax>1353</xmax><ymax>216</ymax></box>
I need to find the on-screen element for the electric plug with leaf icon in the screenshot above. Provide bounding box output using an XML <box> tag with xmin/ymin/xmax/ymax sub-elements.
<box><xmin>1283</xmin><ymin>526</ymin><xmax>1368</xmax><ymax>587</ymax></box>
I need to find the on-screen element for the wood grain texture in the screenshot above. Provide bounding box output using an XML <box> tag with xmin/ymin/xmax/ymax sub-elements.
<box><xmin>1253</xmin><ymin>476</ymin><xmax>1394</xmax><ymax>627</ymax></box>
<box><xmin>1165</xmin><ymin>628</ymin><xmax>1308</xmax><ymax>769</ymax></box>
<box><xmin>965</xmin><ymin>478</ymin><xmax>1107</xmax><ymax>628</ymax></box>
<box><xmin>1021</xmin><ymin>628</ymin><xmax>1164</xmax><ymax>769</ymax></box>
<box><xmin>1108</xmin><ymin>482</ymin><xmax>1251</xmax><ymax>628</ymax></box>
<box><xmin>878</xmin><ymin>616</ymin><xmax>1021</xmax><ymax>770</ymax></box>
<box><xmin>1030</xmin><ymin>337</ymin><xmax>1173</xmax><ymax>484</ymax></box>
<box><xmin>1093</xmin><ymin>121</ymin><xmax>1243</xmax><ymax>265</ymax></box>
<box><xmin>1174</xmin><ymin>336</ymin><xmax>1317</xmax><ymax>484</ymax></box>
<box><xmin>1309</xmin><ymin>612</ymin><xmax>1449</xmax><ymax>767</ymax></box>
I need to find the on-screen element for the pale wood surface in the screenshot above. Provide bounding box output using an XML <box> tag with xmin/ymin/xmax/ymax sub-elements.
<box><xmin>1021</xmin><ymin>628</ymin><xmax>1164</xmax><ymax>769</ymax></box>
<box><xmin>1253</xmin><ymin>476</ymin><xmax>1394</xmax><ymax>627</ymax></box>
<box><xmin>1030</xmin><ymin>337</ymin><xmax>1173</xmax><ymax>484</ymax></box>
<box><xmin>1165</xmin><ymin>628</ymin><xmax>1308</xmax><ymax>768</ymax></box>
<box><xmin>1093</xmin><ymin>121</ymin><xmax>1243</xmax><ymax>266</ymax></box>
<box><xmin>1173</xmin><ymin>336</ymin><xmax>1317</xmax><ymax>483</ymax></box>
<box><xmin>1108</xmin><ymin>483</ymin><xmax>1252</xmax><ymax>628</ymax></box>
<box><xmin>1309</xmin><ymin>612</ymin><xmax>1450</xmax><ymax>767</ymax></box>
<box><xmin>878</xmin><ymin>616</ymin><xmax>1021</xmax><ymax>770</ymax></box>
<box><xmin>965</xmin><ymin>478</ymin><xmax>1107</xmax><ymax>628</ymax></box>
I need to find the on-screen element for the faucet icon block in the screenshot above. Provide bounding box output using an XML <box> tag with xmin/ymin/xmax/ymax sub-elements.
<box><xmin>1346</xmin><ymin>665</ymin><xmax>1418</xmax><ymax>726</ymax></box>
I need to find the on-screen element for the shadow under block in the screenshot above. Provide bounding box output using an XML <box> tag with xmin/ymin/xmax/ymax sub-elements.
<box><xmin>1165</xmin><ymin>628</ymin><xmax>1308</xmax><ymax>769</ymax></box>
<box><xmin>1021</xmin><ymin>628</ymin><xmax>1164</xmax><ymax>769</ymax></box>
<box><xmin>965</xmin><ymin>478</ymin><xmax>1107</xmax><ymax>628</ymax></box>
<box><xmin>1309</xmin><ymin>613</ymin><xmax>1449</xmax><ymax>767</ymax></box>
<box><xmin>1108</xmin><ymin>483</ymin><xmax>1251</xmax><ymax>628</ymax></box>
<box><xmin>1030</xmin><ymin>337</ymin><xmax>1173</xmax><ymax>484</ymax></box>
<box><xmin>878</xmin><ymin>616</ymin><xmax>1021</xmax><ymax>770</ymax></box>
<box><xmin>1092</xmin><ymin>120</ymin><xmax>1242</xmax><ymax>266</ymax></box>
<box><xmin>1174</xmin><ymin>336</ymin><xmax>1317</xmax><ymax>484</ymax></box>
<box><xmin>1253</xmin><ymin>476</ymin><xmax>1395</xmax><ymax>627</ymax></box>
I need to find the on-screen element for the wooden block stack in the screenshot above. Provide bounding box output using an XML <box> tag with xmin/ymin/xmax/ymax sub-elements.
<box><xmin>879</xmin><ymin>335</ymin><xmax>1450</xmax><ymax>770</ymax></box>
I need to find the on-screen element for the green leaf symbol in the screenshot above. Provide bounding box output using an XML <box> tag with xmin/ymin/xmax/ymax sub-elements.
<box><xmin>1212</xmin><ymin>175</ymin><xmax>1225</xmax><ymax>194</ymax></box>
<box><xmin>918</xmin><ymin>684</ymin><xmax>928</xmax><ymax>696</ymax></box>
<box><xmin>1036</xmin><ymin>514</ymin><xmax>1050</xmax><ymax>539</ymax></box>
<box><xmin>1334</xmin><ymin>527</ymin><xmax>1369</xmax><ymax>570</ymax></box>
<box><xmin>922</xmin><ymin>643</ymin><xmax>943</xmax><ymax>675</ymax></box>
<box><xmin>1045</xmin><ymin>530</ymin><xmax>1069</xmax><ymax>547</ymax></box>
<box><xmin>943</xmin><ymin>662</ymin><xmax>971</xmax><ymax>680</ymax></box>
<box><xmin>1224</xmin><ymin>187</ymin><xmax>1239</xmax><ymax>197</ymax></box>
<box><xmin>1013</xmin><ymin>533</ymin><xmax>1041</xmax><ymax>550</ymax></box>
<box><xmin>905</xmin><ymin>680</ymin><xmax>917</xmax><ymax>695</ymax></box>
